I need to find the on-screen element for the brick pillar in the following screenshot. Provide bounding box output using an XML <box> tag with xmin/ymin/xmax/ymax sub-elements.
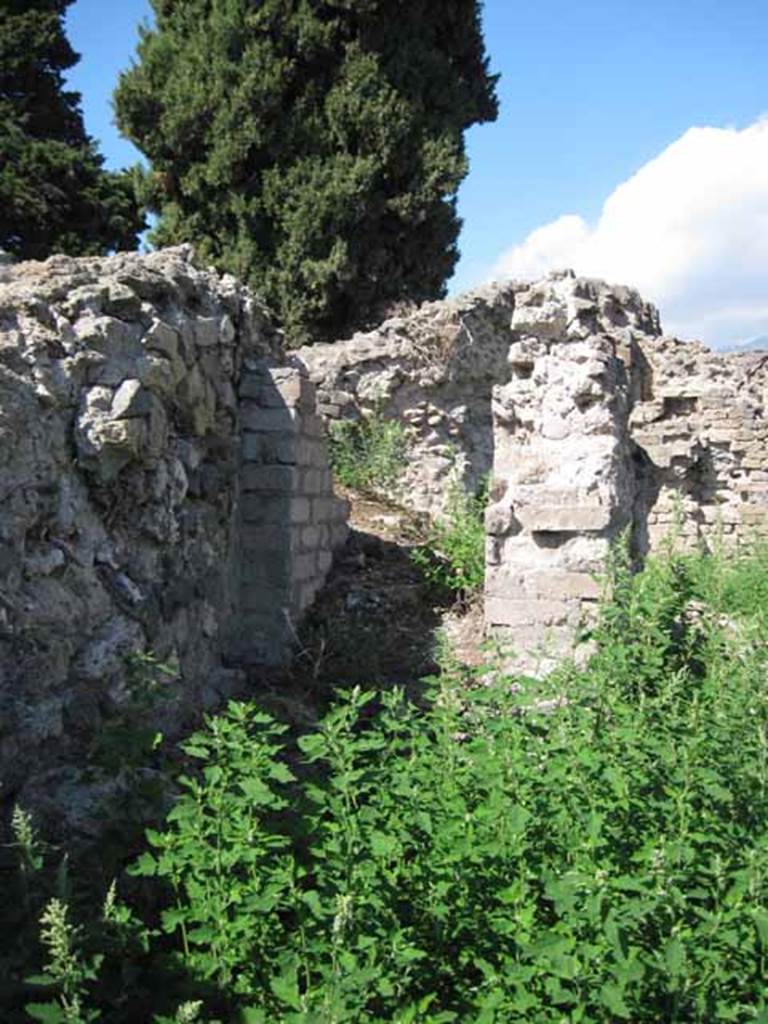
<box><xmin>231</xmin><ymin>360</ymin><xmax>348</xmax><ymax>666</ymax></box>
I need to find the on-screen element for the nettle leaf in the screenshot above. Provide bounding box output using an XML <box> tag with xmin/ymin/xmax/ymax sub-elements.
<box><xmin>161</xmin><ymin>907</ymin><xmax>189</xmax><ymax>934</ymax></box>
<box><xmin>300</xmin><ymin>889</ymin><xmax>324</xmax><ymax>919</ymax></box>
<box><xmin>188</xmin><ymin>924</ymin><xmax>217</xmax><ymax>943</ymax></box>
<box><xmin>508</xmin><ymin>803</ymin><xmax>531</xmax><ymax>834</ymax></box>
<box><xmin>269</xmin><ymin>761</ymin><xmax>295</xmax><ymax>784</ymax></box>
<box><xmin>182</xmin><ymin>743</ymin><xmax>210</xmax><ymax>759</ymax></box>
<box><xmin>24</xmin><ymin>1004</ymin><xmax>67</xmax><ymax>1024</ymax></box>
<box><xmin>131</xmin><ymin>851</ymin><xmax>158</xmax><ymax>876</ymax></box>
<box><xmin>754</xmin><ymin>909</ymin><xmax>768</xmax><ymax>947</ymax></box>
<box><xmin>599</xmin><ymin>982</ymin><xmax>632</xmax><ymax>1019</ymax></box>
<box><xmin>370</xmin><ymin>831</ymin><xmax>398</xmax><ymax>857</ymax></box>
<box><xmin>203</xmin><ymin>765</ymin><xmax>224</xmax><ymax>786</ymax></box>
<box><xmin>497</xmin><ymin>880</ymin><xmax>526</xmax><ymax>905</ymax></box>
<box><xmin>239</xmin><ymin>1008</ymin><xmax>267</xmax><ymax>1024</ymax></box>
<box><xmin>298</xmin><ymin>733</ymin><xmax>329</xmax><ymax>760</ymax></box>
<box><xmin>24</xmin><ymin>974</ymin><xmax>54</xmax><ymax>988</ymax></box>
<box><xmin>239</xmin><ymin>777</ymin><xmax>275</xmax><ymax>805</ymax></box>
<box><xmin>664</xmin><ymin>937</ymin><xmax>685</xmax><ymax>976</ymax></box>
<box><xmin>270</xmin><ymin>963</ymin><xmax>302</xmax><ymax>1011</ymax></box>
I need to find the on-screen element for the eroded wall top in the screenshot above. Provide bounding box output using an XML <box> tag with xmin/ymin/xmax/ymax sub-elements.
<box><xmin>297</xmin><ymin>283</ymin><xmax>518</xmax><ymax>512</ymax></box>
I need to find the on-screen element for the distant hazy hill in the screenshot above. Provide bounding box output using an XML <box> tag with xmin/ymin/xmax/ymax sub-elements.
<box><xmin>722</xmin><ymin>335</ymin><xmax>768</xmax><ymax>354</ymax></box>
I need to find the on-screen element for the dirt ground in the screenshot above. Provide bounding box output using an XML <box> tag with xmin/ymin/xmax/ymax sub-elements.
<box><xmin>252</xmin><ymin>486</ymin><xmax>487</xmax><ymax>725</ymax></box>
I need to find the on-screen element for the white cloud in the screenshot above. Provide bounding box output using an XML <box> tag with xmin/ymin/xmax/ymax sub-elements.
<box><xmin>493</xmin><ymin>118</ymin><xmax>768</xmax><ymax>348</ymax></box>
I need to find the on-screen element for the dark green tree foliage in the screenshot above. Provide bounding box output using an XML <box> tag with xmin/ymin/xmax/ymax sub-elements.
<box><xmin>115</xmin><ymin>0</ymin><xmax>498</xmax><ymax>342</ymax></box>
<box><xmin>0</xmin><ymin>0</ymin><xmax>144</xmax><ymax>260</ymax></box>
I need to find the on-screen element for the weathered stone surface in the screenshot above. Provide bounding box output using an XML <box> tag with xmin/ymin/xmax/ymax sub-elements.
<box><xmin>484</xmin><ymin>272</ymin><xmax>648</xmax><ymax>674</ymax></box>
<box><xmin>5</xmin><ymin>244</ymin><xmax>768</xmax><ymax>819</ymax></box>
<box><xmin>0</xmin><ymin>247</ymin><xmax>347</xmax><ymax>826</ymax></box>
<box><xmin>484</xmin><ymin>271</ymin><xmax>768</xmax><ymax>673</ymax></box>
<box><xmin>301</xmin><ymin>265</ymin><xmax>768</xmax><ymax>673</ymax></box>
<box><xmin>297</xmin><ymin>282</ymin><xmax>518</xmax><ymax>514</ymax></box>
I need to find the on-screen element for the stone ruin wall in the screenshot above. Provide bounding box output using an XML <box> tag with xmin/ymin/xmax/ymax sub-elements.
<box><xmin>0</xmin><ymin>247</ymin><xmax>346</xmax><ymax>817</ymax></box>
<box><xmin>631</xmin><ymin>336</ymin><xmax>768</xmax><ymax>549</ymax></box>
<box><xmin>305</xmin><ymin>271</ymin><xmax>768</xmax><ymax>672</ymax></box>
<box><xmin>296</xmin><ymin>285</ymin><xmax>517</xmax><ymax>515</ymax></box>
<box><xmin>485</xmin><ymin>273</ymin><xmax>768</xmax><ymax>670</ymax></box>
<box><xmin>3</xmin><ymin>243</ymin><xmax>768</xmax><ymax>816</ymax></box>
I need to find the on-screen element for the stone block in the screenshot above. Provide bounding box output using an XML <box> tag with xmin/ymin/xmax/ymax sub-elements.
<box><xmin>242</xmin><ymin>433</ymin><xmax>297</xmax><ymax>464</ymax></box>
<box><xmin>509</xmin><ymin>569</ymin><xmax>602</xmax><ymax>601</ymax></box>
<box><xmin>241</xmin><ymin>432</ymin><xmax>266</xmax><ymax>463</ymax></box>
<box><xmin>240</xmin><ymin>545</ymin><xmax>291</xmax><ymax>586</ymax></box>
<box><xmin>519</xmin><ymin>506</ymin><xmax>612</xmax><ymax>533</ymax></box>
<box><xmin>136</xmin><ymin>353</ymin><xmax>177</xmax><ymax>396</ymax></box>
<box><xmin>301</xmin><ymin>525</ymin><xmax>325</xmax><ymax>550</ymax></box>
<box><xmin>705</xmin><ymin>428</ymin><xmax>740</xmax><ymax>444</ymax></box>
<box><xmin>111</xmin><ymin>378</ymin><xmax>153</xmax><ymax>418</ymax></box>
<box><xmin>292</xmin><ymin>552</ymin><xmax>317</xmax><ymax>582</ymax></box>
<box><xmin>740</xmin><ymin>507</ymin><xmax>768</xmax><ymax>524</ymax></box>
<box><xmin>484</xmin><ymin>596</ymin><xmax>572</xmax><ymax>628</ymax></box>
<box><xmin>302</xmin><ymin>468</ymin><xmax>325</xmax><ymax>494</ymax></box>
<box><xmin>273</xmin><ymin>372</ymin><xmax>315</xmax><ymax>410</ymax></box>
<box><xmin>239</xmin><ymin>372</ymin><xmax>267</xmax><ymax>400</ymax></box>
<box><xmin>242</xmin><ymin>465</ymin><xmax>297</xmax><ymax>493</ymax></box>
<box><xmin>105</xmin><ymin>283</ymin><xmax>141</xmax><ymax>318</ymax></box>
<box><xmin>144</xmin><ymin>319</ymin><xmax>180</xmax><ymax>359</ymax></box>
<box><xmin>303</xmin><ymin>414</ymin><xmax>325</xmax><ymax>437</ymax></box>
<box><xmin>241</xmin><ymin>584</ymin><xmax>290</xmax><ymax>613</ymax></box>
<box><xmin>194</xmin><ymin>317</ymin><xmax>220</xmax><ymax>348</ymax></box>
<box><xmin>240</xmin><ymin>525</ymin><xmax>293</xmax><ymax>553</ymax></box>
<box><xmin>313</xmin><ymin>496</ymin><xmax>347</xmax><ymax>523</ymax></box>
<box><xmin>290</xmin><ymin>497</ymin><xmax>311</xmax><ymax>524</ymax></box>
<box><xmin>241</xmin><ymin>494</ymin><xmax>288</xmax><ymax>525</ymax></box>
<box><xmin>296</xmin><ymin>579</ymin><xmax>321</xmax><ymax>613</ymax></box>
<box><xmin>241</xmin><ymin>403</ymin><xmax>300</xmax><ymax>433</ymax></box>
<box><xmin>297</xmin><ymin>438</ymin><xmax>328</xmax><ymax>467</ymax></box>
<box><xmin>699</xmin><ymin>505</ymin><xmax>737</xmax><ymax>525</ymax></box>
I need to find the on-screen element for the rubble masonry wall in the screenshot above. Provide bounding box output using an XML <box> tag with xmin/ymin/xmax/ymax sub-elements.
<box><xmin>303</xmin><ymin>270</ymin><xmax>768</xmax><ymax>671</ymax></box>
<box><xmin>0</xmin><ymin>247</ymin><xmax>346</xmax><ymax>811</ymax></box>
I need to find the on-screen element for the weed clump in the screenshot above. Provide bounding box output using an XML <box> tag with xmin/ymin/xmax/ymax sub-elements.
<box><xmin>10</xmin><ymin>542</ymin><xmax>768</xmax><ymax>1022</ymax></box>
<box><xmin>327</xmin><ymin>413</ymin><xmax>407</xmax><ymax>494</ymax></box>
<box><xmin>411</xmin><ymin>478</ymin><xmax>488</xmax><ymax>597</ymax></box>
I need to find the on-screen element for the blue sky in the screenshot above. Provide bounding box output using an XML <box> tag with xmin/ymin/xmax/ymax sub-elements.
<box><xmin>65</xmin><ymin>0</ymin><xmax>768</xmax><ymax>346</ymax></box>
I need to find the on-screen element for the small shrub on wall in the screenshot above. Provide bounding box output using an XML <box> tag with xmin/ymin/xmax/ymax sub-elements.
<box><xmin>327</xmin><ymin>413</ymin><xmax>407</xmax><ymax>495</ymax></box>
<box><xmin>411</xmin><ymin>478</ymin><xmax>488</xmax><ymax>598</ymax></box>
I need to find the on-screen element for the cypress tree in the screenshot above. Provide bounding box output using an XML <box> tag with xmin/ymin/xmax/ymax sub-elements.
<box><xmin>0</xmin><ymin>0</ymin><xmax>144</xmax><ymax>261</ymax></box>
<box><xmin>115</xmin><ymin>0</ymin><xmax>498</xmax><ymax>342</ymax></box>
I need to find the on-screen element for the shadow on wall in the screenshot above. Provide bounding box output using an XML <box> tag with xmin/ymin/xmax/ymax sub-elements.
<box><xmin>291</xmin><ymin>527</ymin><xmax>447</xmax><ymax>694</ymax></box>
<box><xmin>230</xmin><ymin>359</ymin><xmax>348</xmax><ymax>667</ymax></box>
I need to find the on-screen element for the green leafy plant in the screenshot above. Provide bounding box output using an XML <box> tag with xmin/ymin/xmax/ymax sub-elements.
<box><xmin>90</xmin><ymin>651</ymin><xmax>177</xmax><ymax>772</ymax></box>
<box><xmin>411</xmin><ymin>478</ymin><xmax>488</xmax><ymax>596</ymax></box>
<box><xmin>11</xmin><ymin>542</ymin><xmax>768</xmax><ymax>1022</ymax></box>
<box><xmin>152</xmin><ymin>1001</ymin><xmax>206</xmax><ymax>1024</ymax></box>
<box><xmin>25</xmin><ymin>899</ymin><xmax>102</xmax><ymax>1024</ymax></box>
<box><xmin>11</xmin><ymin>805</ymin><xmax>44</xmax><ymax>907</ymax></box>
<box><xmin>328</xmin><ymin>413</ymin><xmax>407</xmax><ymax>494</ymax></box>
<box><xmin>129</xmin><ymin>702</ymin><xmax>295</xmax><ymax>999</ymax></box>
